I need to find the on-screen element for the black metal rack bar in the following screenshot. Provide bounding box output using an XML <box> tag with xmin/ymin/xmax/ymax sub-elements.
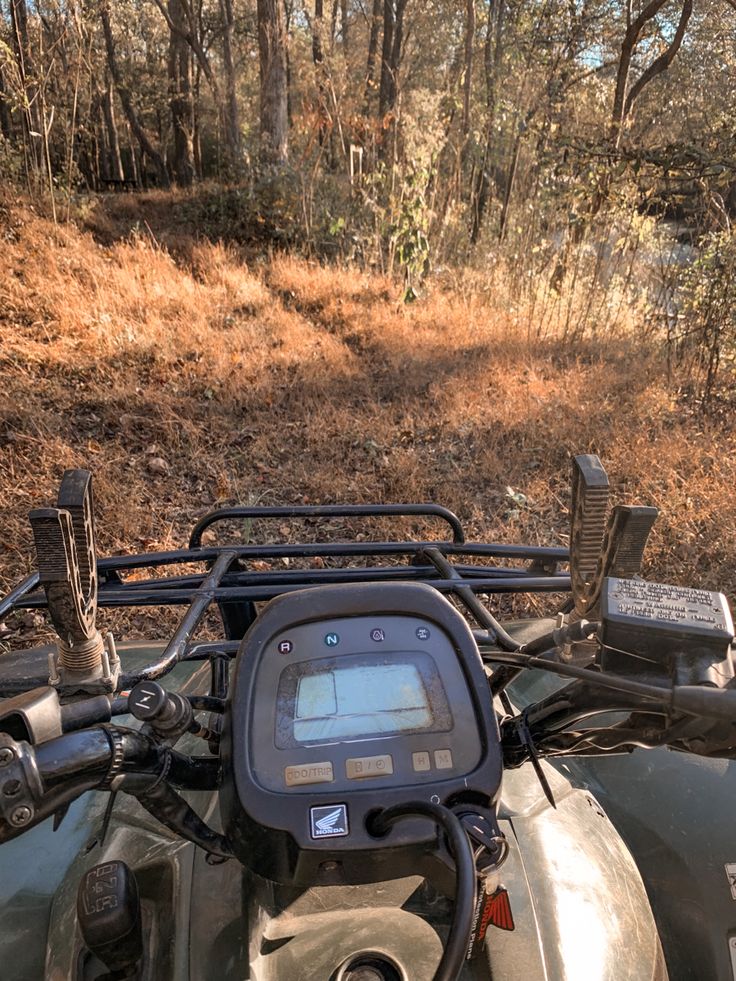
<box><xmin>14</xmin><ymin>575</ymin><xmax>571</xmax><ymax>610</ymax></box>
<box><xmin>1</xmin><ymin>503</ymin><xmax>572</xmax><ymax>690</ymax></box>
<box><xmin>0</xmin><ymin>572</ymin><xmax>40</xmax><ymax>620</ymax></box>
<box><xmin>97</xmin><ymin>562</ymin><xmax>540</xmax><ymax>593</ymax></box>
<box><xmin>188</xmin><ymin>503</ymin><xmax>467</xmax><ymax>549</ymax></box>
<box><xmin>185</xmin><ymin>640</ymin><xmax>240</xmax><ymax>660</ymax></box>
<box><xmin>420</xmin><ymin>547</ymin><xmax>521</xmax><ymax>652</ymax></box>
<box><xmin>120</xmin><ymin>550</ymin><xmax>238</xmax><ymax>686</ymax></box>
<box><xmin>97</xmin><ymin>541</ymin><xmax>570</xmax><ymax>573</ymax></box>
<box><xmin>95</xmin><ymin>540</ymin><xmax>569</xmax><ymax>573</ymax></box>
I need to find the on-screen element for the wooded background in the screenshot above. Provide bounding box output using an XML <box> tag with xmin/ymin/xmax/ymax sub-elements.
<box><xmin>2</xmin><ymin>1</ymin><xmax>736</xmax><ymax>398</ymax></box>
<box><xmin>2</xmin><ymin>1</ymin><xmax>736</xmax><ymax>626</ymax></box>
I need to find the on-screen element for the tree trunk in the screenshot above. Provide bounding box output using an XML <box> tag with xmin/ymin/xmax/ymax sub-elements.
<box><xmin>379</xmin><ymin>0</ymin><xmax>407</xmax><ymax>118</ymax></box>
<box><xmin>390</xmin><ymin>0</ymin><xmax>407</xmax><ymax>97</ymax></box>
<box><xmin>340</xmin><ymin>0</ymin><xmax>348</xmax><ymax>48</ymax></box>
<box><xmin>92</xmin><ymin>90</ymin><xmax>105</xmax><ymax>186</ymax></box>
<box><xmin>363</xmin><ymin>0</ymin><xmax>382</xmax><ymax>110</ymax></box>
<box><xmin>470</xmin><ymin>0</ymin><xmax>503</xmax><ymax>243</ymax></box>
<box><xmin>0</xmin><ymin>65</ymin><xmax>13</xmax><ymax>140</ymax></box>
<box><xmin>610</xmin><ymin>0</ymin><xmax>669</xmax><ymax>146</ymax></box>
<box><xmin>126</xmin><ymin>120</ymin><xmax>140</xmax><ymax>185</ymax></box>
<box><xmin>99</xmin><ymin>1</ymin><xmax>170</xmax><ymax>187</ymax></box>
<box><xmin>258</xmin><ymin>0</ymin><xmax>289</xmax><ymax>163</ymax></box>
<box><xmin>284</xmin><ymin>0</ymin><xmax>294</xmax><ymax>126</ymax></box>
<box><xmin>498</xmin><ymin>123</ymin><xmax>521</xmax><ymax>242</ymax></box>
<box><xmin>102</xmin><ymin>78</ymin><xmax>125</xmax><ymax>181</ymax></box>
<box><xmin>312</xmin><ymin>0</ymin><xmax>330</xmax><ymax>147</ymax></box>
<box><xmin>330</xmin><ymin>0</ymin><xmax>339</xmax><ymax>49</ymax></box>
<box><xmin>192</xmin><ymin>62</ymin><xmax>203</xmax><ymax>179</ymax></box>
<box><xmin>622</xmin><ymin>0</ymin><xmax>693</xmax><ymax>121</ymax></box>
<box><xmin>219</xmin><ymin>0</ymin><xmax>242</xmax><ymax>175</ymax></box>
<box><xmin>151</xmin><ymin>0</ymin><xmax>242</xmax><ymax>176</ymax></box>
<box><xmin>10</xmin><ymin>0</ymin><xmax>42</xmax><ymax>175</ymax></box>
<box><xmin>168</xmin><ymin>0</ymin><xmax>195</xmax><ymax>185</ymax></box>
<box><xmin>462</xmin><ymin>0</ymin><xmax>475</xmax><ymax>138</ymax></box>
<box><xmin>378</xmin><ymin>0</ymin><xmax>394</xmax><ymax>118</ymax></box>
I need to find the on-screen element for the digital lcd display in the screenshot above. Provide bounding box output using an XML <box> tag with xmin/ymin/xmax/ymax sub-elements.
<box><xmin>275</xmin><ymin>650</ymin><xmax>452</xmax><ymax>747</ymax></box>
<box><xmin>294</xmin><ymin>662</ymin><xmax>432</xmax><ymax>742</ymax></box>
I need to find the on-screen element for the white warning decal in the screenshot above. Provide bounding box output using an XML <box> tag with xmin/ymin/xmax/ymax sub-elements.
<box><xmin>725</xmin><ymin>864</ymin><xmax>736</xmax><ymax>900</ymax></box>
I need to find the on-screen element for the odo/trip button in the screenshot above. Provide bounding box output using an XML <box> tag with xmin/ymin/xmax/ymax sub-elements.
<box><xmin>284</xmin><ymin>761</ymin><xmax>334</xmax><ymax>787</ymax></box>
<box><xmin>346</xmin><ymin>755</ymin><xmax>394</xmax><ymax>779</ymax></box>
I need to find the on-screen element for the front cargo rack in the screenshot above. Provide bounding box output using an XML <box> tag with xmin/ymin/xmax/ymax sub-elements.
<box><xmin>0</xmin><ymin>499</ymin><xmax>570</xmax><ymax>691</ymax></box>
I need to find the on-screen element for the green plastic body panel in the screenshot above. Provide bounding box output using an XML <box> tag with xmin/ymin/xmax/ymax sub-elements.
<box><xmin>0</xmin><ymin>631</ymin><xmax>682</xmax><ymax>980</ymax></box>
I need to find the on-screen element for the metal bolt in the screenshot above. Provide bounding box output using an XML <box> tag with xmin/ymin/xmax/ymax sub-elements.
<box><xmin>9</xmin><ymin>805</ymin><xmax>32</xmax><ymax>827</ymax></box>
<box><xmin>0</xmin><ymin>748</ymin><xmax>14</xmax><ymax>767</ymax></box>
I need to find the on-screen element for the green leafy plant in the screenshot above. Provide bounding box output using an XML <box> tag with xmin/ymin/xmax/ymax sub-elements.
<box><xmin>389</xmin><ymin>163</ymin><xmax>432</xmax><ymax>302</ymax></box>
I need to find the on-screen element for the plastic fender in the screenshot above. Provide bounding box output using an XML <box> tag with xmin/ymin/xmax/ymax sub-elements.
<box><xmin>487</xmin><ymin>761</ymin><xmax>666</xmax><ymax>980</ymax></box>
<box><xmin>561</xmin><ymin>750</ymin><xmax>736</xmax><ymax>981</ymax></box>
<box><xmin>505</xmin><ymin>621</ymin><xmax>736</xmax><ymax>981</ymax></box>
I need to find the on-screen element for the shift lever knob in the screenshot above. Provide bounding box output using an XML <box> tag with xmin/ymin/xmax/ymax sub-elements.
<box><xmin>77</xmin><ymin>861</ymin><xmax>143</xmax><ymax>978</ymax></box>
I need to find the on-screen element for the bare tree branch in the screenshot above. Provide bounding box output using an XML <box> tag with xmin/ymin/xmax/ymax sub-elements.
<box><xmin>611</xmin><ymin>0</ymin><xmax>678</xmax><ymax>144</ymax></box>
<box><xmin>624</xmin><ymin>0</ymin><xmax>694</xmax><ymax>117</ymax></box>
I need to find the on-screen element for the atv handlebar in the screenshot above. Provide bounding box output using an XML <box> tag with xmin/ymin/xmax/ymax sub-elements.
<box><xmin>0</xmin><ymin>725</ymin><xmax>220</xmax><ymax>846</ymax></box>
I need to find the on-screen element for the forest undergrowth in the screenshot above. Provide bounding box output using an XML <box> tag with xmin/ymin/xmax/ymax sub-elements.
<box><xmin>1</xmin><ymin>189</ymin><xmax>735</xmax><ymax>643</ymax></box>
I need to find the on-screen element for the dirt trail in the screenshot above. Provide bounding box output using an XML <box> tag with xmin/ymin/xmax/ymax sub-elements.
<box><xmin>1</xmin><ymin>191</ymin><xmax>735</xmax><ymax>643</ymax></box>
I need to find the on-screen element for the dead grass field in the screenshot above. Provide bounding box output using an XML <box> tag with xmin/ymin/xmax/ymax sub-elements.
<box><xmin>1</xmin><ymin>188</ymin><xmax>735</xmax><ymax>641</ymax></box>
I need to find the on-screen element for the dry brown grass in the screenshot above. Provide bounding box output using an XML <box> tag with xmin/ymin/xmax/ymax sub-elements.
<box><xmin>1</xmin><ymin>189</ymin><xmax>735</xmax><ymax>641</ymax></box>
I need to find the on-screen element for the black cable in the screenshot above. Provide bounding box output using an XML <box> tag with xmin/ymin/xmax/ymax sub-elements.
<box><xmin>488</xmin><ymin>620</ymin><xmax>599</xmax><ymax>695</ymax></box>
<box><xmin>481</xmin><ymin>649</ymin><xmax>673</xmax><ymax>706</ymax></box>
<box><xmin>369</xmin><ymin>801</ymin><xmax>476</xmax><ymax>981</ymax></box>
<box><xmin>110</xmin><ymin>696</ymin><xmax>129</xmax><ymax>715</ymax></box>
<box><xmin>188</xmin><ymin>695</ymin><xmax>226</xmax><ymax>713</ymax></box>
<box><xmin>135</xmin><ymin>782</ymin><xmax>232</xmax><ymax>860</ymax></box>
